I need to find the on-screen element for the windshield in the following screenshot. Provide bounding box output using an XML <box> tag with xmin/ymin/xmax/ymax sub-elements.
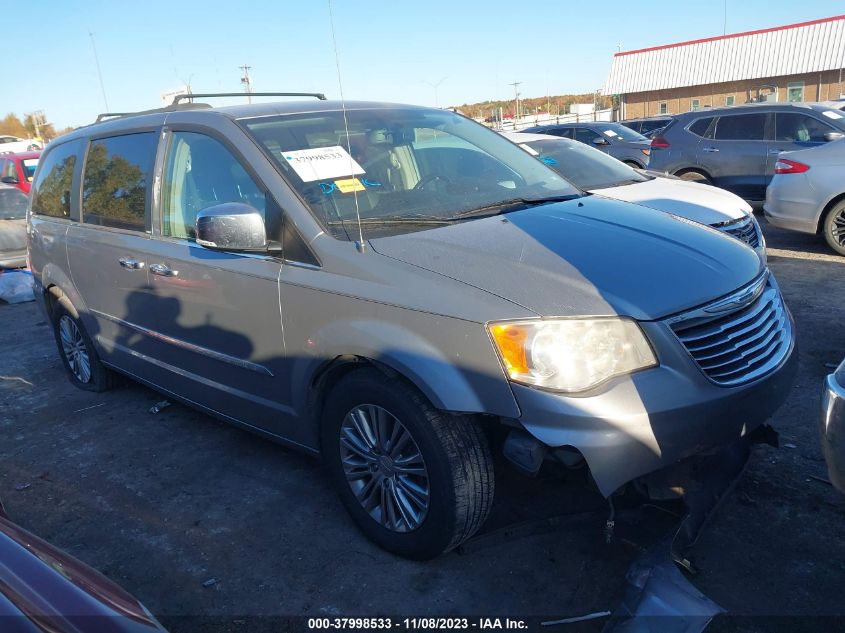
<box><xmin>242</xmin><ymin>108</ymin><xmax>579</xmax><ymax>239</ymax></box>
<box><xmin>523</xmin><ymin>138</ymin><xmax>648</xmax><ymax>190</ymax></box>
<box><xmin>591</xmin><ymin>123</ymin><xmax>648</xmax><ymax>142</ymax></box>
<box><xmin>0</xmin><ymin>188</ymin><xmax>28</xmax><ymax>220</ymax></box>
<box><xmin>22</xmin><ymin>158</ymin><xmax>38</xmax><ymax>182</ymax></box>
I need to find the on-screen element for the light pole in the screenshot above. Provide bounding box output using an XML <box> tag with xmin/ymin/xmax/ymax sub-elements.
<box><xmin>508</xmin><ymin>80</ymin><xmax>522</xmax><ymax>126</ymax></box>
<box><xmin>423</xmin><ymin>77</ymin><xmax>447</xmax><ymax>108</ymax></box>
<box><xmin>240</xmin><ymin>65</ymin><xmax>253</xmax><ymax>104</ymax></box>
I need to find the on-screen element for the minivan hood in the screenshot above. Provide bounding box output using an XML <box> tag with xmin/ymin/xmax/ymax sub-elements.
<box><xmin>592</xmin><ymin>176</ymin><xmax>751</xmax><ymax>225</ymax></box>
<box><xmin>370</xmin><ymin>196</ymin><xmax>763</xmax><ymax>321</ymax></box>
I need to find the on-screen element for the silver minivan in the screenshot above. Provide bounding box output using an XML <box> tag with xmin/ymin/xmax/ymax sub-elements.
<box><xmin>29</xmin><ymin>97</ymin><xmax>797</xmax><ymax>559</ymax></box>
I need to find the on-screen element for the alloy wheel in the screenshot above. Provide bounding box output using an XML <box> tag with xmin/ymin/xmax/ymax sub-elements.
<box><xmin>59</xmin><ymin>316</ymin><xmax>91</xmax><ymax>384</ymax></box>
<box><xmin>831</xmin><ymin>207</ymin><xmax>845</xmax><ymax>247</ymax></box>
<box><xmin>339</xmin><ymin>404</ymin><xmax>430</xmax><ymax>533</ymax></box>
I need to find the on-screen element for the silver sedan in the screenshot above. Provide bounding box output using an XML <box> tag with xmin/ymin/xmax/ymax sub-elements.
<box><xmin>764</xmin><ymin>137</ymin><xmax>845</xmax><ymax>255</ymax></box>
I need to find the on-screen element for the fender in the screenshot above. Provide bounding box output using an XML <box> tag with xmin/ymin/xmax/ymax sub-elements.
<box><xmin>38</xmin><ymin>262</ymin><xmax>90</xmax><ymax>327</ymax></box>
<box><xmin>290</xmin><ymin>319</ymin><xmax>521</xmax><ymax>423</ymax></box>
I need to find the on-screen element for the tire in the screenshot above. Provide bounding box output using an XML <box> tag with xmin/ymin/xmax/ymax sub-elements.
<box><xmin>52</xmin><ymin>304</ymin><xmax>116</xmax><ymax>392</ymax></box>
<box><xmin>321</xmin><ymin>368</ymin><xmax>494</xmax><ymax>560</ymax></box>
<box><xmin>623</xmin><ymin>160</ymin><xmax>641</xmax><ymax>168</ymax></box>
<box><xmin>822</xmin><ymin>200</ymin><xmax>845</xmax><ymax>256</ymax></box>
<box><xmin>677</xmin><ymin>169</ymin><xmax>712</xmax><ymax>185</ymax></box>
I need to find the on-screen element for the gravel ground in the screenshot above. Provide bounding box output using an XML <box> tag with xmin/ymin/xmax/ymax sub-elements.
<box><xmin>1</xmin><ymin>219</ymin><xmax>843</xmax><ymax>632</ymax></box>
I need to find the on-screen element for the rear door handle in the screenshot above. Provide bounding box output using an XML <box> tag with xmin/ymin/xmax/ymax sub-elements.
<box><xmin>118</xmin><ymin>257</ymin><xmax>145</xmax><ymax>270</ymax></box>
<box><xmin>150</xmin><ymin>263</ymin><xmax>178</xmax><ymax>277</ymax></box>
<box><xmin>702</xmin><ymin>147</ymin><xmax>719</xmax><ymax>153</ymax></box>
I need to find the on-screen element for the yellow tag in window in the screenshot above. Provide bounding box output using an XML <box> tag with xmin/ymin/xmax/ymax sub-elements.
<box><xmin>334</xmin><ymin>177</ymin><xmax>366</xmax><ymax>193</ymax></box>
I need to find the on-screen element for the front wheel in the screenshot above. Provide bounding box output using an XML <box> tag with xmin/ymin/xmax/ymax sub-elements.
<box><xmin>823</xmin><ymin>200</ymin><xmax>845</xmax><ymax>256</ymax></box>
<box><xmin>677</xmin><ymin>169</ymin><xmax>712</xmax><ymax>185</ymax></box>
<box><xmin>321</xmin><ymin>368</ymin><xmax>494</xmax><ymax>559</ymax></box>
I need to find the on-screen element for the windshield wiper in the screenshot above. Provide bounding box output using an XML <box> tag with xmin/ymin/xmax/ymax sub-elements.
<box><xmin>449</xmin><ymin>194</ymin><xmax>583</xmax><ymax>220</ymax></box>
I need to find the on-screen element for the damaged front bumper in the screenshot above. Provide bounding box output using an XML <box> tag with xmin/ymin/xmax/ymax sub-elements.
<box><xmin>821</xmin><ymin>358</ymin><xmax>845</xmax><ymax>493</ymax></box>
<box><xmin>509</xmin><ymin>317</ymin><xmax>798</xmax><ymax>497</ymax></box>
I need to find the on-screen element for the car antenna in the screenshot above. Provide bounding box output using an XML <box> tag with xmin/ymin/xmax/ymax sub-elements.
<box><xmin>328</xmin><ymin>0</ymin><xmax>366</xmax><ymax>253</ymax></box>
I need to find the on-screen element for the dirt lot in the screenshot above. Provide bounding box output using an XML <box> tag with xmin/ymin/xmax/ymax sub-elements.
<box><xmin>1</xmin><ymin>220</ymin><xmax>844</xmax><ymax>632</ymax></box>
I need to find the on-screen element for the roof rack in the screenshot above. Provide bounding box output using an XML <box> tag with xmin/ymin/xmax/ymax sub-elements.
<box><xmin>94</xmin><ymin>102</ymin><xmax>212</xmax><ymax>123</ymax></box>
<box><xmin>171</xmin><ymin>92</ymin><xmax>327</xmax><ymax>105</ymax></box>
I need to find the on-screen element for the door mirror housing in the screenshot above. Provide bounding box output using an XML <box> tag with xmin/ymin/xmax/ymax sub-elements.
<box><xmin>592</xmin><ymin>137</ymin><xmax>609</xmax><ymax>146</ymax></box>
<box><xmin>195</xmin><ymin>203</ymin><xmax>267</xmax><ymax>252</ymax></box>
<box><xmin>0</xmin><ymin>175</ymin><xmax>19</xmax><ymax>185</ymax></box>
<box><xmin>824</xmin><ymin>131</ymin><xmax>844</xmax><ymax>142</ymax></box>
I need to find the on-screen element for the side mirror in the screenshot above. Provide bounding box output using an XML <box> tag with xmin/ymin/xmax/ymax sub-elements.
<box><xmin>195</xmin><ymin>202</ymin><xmax>267</xmax><ymax>252</ymax></box>
<box><xmin>0</xmin><ymin>176</ymin><xmax>18</xmax><ymax>185</ymax></box>
<box><xmin>592</xmin><ymin>137</ymin><xmax>609</xmax><ymax>146</ymax></box>
<box><xmin>824</xmin><ymin>131</ymin><xmax>844</xmax><ymax>142</ymax></box>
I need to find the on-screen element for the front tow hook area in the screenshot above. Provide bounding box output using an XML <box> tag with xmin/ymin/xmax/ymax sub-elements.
<box><xmin>604</xmin><ymin>428</ymin><xmax>773</xmax><ymax>632</ymax></box>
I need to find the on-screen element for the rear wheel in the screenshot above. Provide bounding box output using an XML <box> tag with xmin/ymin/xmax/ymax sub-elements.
<box><xmin>52</xmin><ymin>305</ymin><xmax>116</xmax><ymax>392</ymax></box>
<box><xmin>623</xmin><ymin>160</ymin><xmax>641</xmax><ymax>168</ymax></box>
<box><xmin>321</xmin><ymin>368</ymin><xmax>494</xmax><ymax>559</ymax></box>
<box><xmin>823</xmin><ymin>200</ymin><xmax>845</xmax><ymax>256</ymax></box>
<box><xmin>677</xmin><ymin>169</ymin><xmax>712</xmax><ymax>185</ymax></box>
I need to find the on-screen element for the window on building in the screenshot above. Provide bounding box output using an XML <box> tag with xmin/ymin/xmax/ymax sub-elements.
<box><xmin>713</xmin><ymin>113</ymin><xmax>767</xmax><ymax>141</ymax></box>
<box><xmin>725</xmin><ymin>95</ymin><xmax>735</xmax><ymax>106</ymax></box>
<box><xmin>690</xmin><ymin>99</ymin><xmax>701</xmax><ymax>112</ymax></box>
<box><xmin>658</xmin><ymin>102</ymin><xmax>668</xmax><ymax>115</ymax></box>
<box><xmin>82</xmin><ymin>132</ymin><xmax>158</xmax><ymax>231</ymax></box>
<box><xmin>787</xmin><ymin>82</ymin><xmax>804</xmax><ymax>103</ymax></box>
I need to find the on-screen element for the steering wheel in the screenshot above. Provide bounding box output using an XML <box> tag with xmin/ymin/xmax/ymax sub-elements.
<box><xmin>413</xmin><ymin>173</ymin><xmax>452</xmax><ymax>190</ymax></box>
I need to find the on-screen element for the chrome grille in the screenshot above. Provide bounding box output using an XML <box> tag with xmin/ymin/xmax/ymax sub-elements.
<box><xmin>711</xmin><ymin>215</ymin><xmax>760</xmax><ymax>249</ymax></box>
<box><xmin>669</xmin><ymin>277</ymin><xmax>791</xmax><ymax>386</ymax></box>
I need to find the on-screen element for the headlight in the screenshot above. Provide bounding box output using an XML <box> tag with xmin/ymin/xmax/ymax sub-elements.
<box><xmin>488</xmin><ymin>318</ymin><xmax>657</xmax><ymax>393</ymax></box>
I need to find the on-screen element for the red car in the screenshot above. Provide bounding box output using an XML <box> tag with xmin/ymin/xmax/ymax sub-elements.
<box><xmin>0</xmin><ymin>151</ymin><xmax>40</xmax><ymax>194</ymax></box>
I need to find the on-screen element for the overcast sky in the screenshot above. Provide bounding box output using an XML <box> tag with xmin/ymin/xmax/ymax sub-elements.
<box><xmin>7</xmin><ymin>0</ymin><xmax>844</xmax><ymax>128</ymax></box>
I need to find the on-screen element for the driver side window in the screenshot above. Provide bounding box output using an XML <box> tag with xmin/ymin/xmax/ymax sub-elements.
<box><xmin>162</xmin><ymin>132</ymin><xmax>264</xmax><ymax>239</ymax></box>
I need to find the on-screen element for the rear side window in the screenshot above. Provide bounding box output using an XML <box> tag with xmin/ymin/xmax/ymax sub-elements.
<box><xmin>548</xmin><ymin>128</ymin><xmax>572</xmax><ymax>139</ymax></box>
<box><xmin>82</xmin><ymin>132</ymin><xmax>158</xmax><ymax>231</ymax></box>
<box><xmin>688</xmin><ymin>117</ymin><xmax>714</xmax><ymax>137</ymax></box>
<box><xmin>31</xmin><ymin>140</ymin><xmax>83</xmax><ymax>218</ymax></box>
<box><xmin>775</xmin><ymin>113</ymin><xmax>834</xmax><ymax>142</ymax></box>
<box><xmin>713</xmin><ymin>114</ymin><xmax>766</xmax><ymax>141</ymax></box>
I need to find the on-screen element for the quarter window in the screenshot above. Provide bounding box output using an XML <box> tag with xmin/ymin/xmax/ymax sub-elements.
<box><xmin>31</xmin><ymin>140</ymin><xmax>82</xmax><ymax>218</ymax></box>
<box><xmin>775</xmin><ymin>113</ymin><xmax>833</xmax><ymax>142</ymax></box>
<box><xmin>82</xmin><ymin>133</ymin><xmax>158</xmax><ymax>231</ymax></box>
<box><xmin>162</xmin><ymin>132</ymin><xmax>264</xmax><ymax>240</ymax></box>
<box><xmin>1</xmin><ymin>159</ymin><xmax>16</xmax><ymax>180</ymax></box>
<box><xmin>688</xmin><ymin>117</ymin><xmax>714</xmax><ymax>137</ymax></box>
<box><xmin>713</xmin><ymin>114</ymin><xmax>766</xmax><ymax>141</ymax></box>
<box><xmin>787</xmin><ymin>82</ymin><xmax>804</xmax><ymax>103</ymax></box>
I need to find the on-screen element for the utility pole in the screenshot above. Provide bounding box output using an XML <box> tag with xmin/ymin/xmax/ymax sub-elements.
<box><xmin>423</xmin><ymin>77</ymin><xmax>447</xmax><ymax>108</ymax></box>
<box><xmin>240</xmin><ymin>64</ymin><xmax>253</xmax><ymax>103</ymax></box>
<box><xmin>508</xmin><ymin>80</ymin><xmax>521</xmax><ymax>125</ymax></box>
<box><xmin>88</xmin><ymin>31</ymin><xmax>110</xmax><ymax>111</ymax></box>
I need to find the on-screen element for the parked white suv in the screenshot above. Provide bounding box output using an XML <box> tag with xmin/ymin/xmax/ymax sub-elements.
<box><xmin>0</xmin><ymin>135</ymin><xmax>42</xmax><ymax>155</ymax></box>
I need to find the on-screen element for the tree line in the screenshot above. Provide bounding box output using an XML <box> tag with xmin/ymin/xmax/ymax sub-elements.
<box><xmin>455</xmin><ymin>93</ymin><xmax>613</xmax><ymax>120</ymax></box>
<box><xmin>0</xmin><ymin>112</ymin><xmax>73</xmax><ymax>142</ymax></box>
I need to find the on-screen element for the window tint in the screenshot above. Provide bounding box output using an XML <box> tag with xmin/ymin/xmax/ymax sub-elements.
<box><xmin>713</xmin><ymin>114</ymin><xmax>766</xmax><ymax>141</ymax></box>
<box><xmin>31</xmin><ymin>140</ymin><xmax>82</xmax><ymax>218</ymax></box>
<box><xmin>547</xmin><ymin>127</ymin><xmax>571</xmax><ymax>139</ymax></box>
<box><xmin>574</xmin><ymin>128</ymin><xmax>599</xmax><ymax>144</ymax></box>
<box><xmin>162</xmin><ymin>132</ymin><xmax>264</xmax><ymax>240</ymax></box>
<box><xmin>775</xmin><ymin>113</ymin><xmax>834</xmax><ymax>142</ymax></box>
<box><xmin>688</xmin><ymin>117</ymin><xmax>714</xmax><ymax>137</ymax></box>
<box><xmin>82</xmin><ymin>132</ymin><xmax>157</xmax><ymax>231</ymax></box>
<box><xmin>1</xmin><ymin>159</ymin><xmax>15</xmax><ymax>180</ymax></box>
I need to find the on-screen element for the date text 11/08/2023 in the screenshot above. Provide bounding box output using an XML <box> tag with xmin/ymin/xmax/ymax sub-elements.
<box><xmin>307</xmin><ymin>617</ymin><xmax>529</xmax><ymax>630</ymax></box>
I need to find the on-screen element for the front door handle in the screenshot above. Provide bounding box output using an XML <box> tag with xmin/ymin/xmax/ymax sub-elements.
<box><xmin>118</xmin><ymin>257</ymin><xmax>145</xmax><ymax>270</ymax></box>
<box><xmin>702</xmin><ymin>147</ymin><xmax>720</xmax><ymax>153</ymax></box>
<box><xmin>150</xmin><ymin>263</ymin><xmax>178</xmax><ymax>277</ymax></box>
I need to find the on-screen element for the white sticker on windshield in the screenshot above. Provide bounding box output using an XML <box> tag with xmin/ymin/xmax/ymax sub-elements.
<box><xmin>603</xmin><ymin>129</ymin><xmax>617</xmax><ymax>137</ymax></box>
<box><xmin>281</xmin><ymin>146</ymin><xmax>365</xmax><ymax>182</ymax></box>
<box><xmin>822</xmin><ymin>110</ymin><xmax>843</xmax><ymax>120</ymax></box>
<box><xmin>519</xmin><ymin>143</ymin><xmax>539</xmax><ymax>155</ymax></box>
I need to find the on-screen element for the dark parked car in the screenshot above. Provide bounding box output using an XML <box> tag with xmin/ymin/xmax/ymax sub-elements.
<box><xmin>0</xmin><ymin>183</ymin><xmax>28</xmax><ymax>268</ymax></box>
<box><xmin>0</xmin><ymin>498</ymin><xmax>166</xmax><ymax>632</ymax></box>
<box><xmin>648</xmin><ymin>103</ymin><xmax>845</xmax><ymax>200</ymax></box>
<box><xmin>520</xmin><ymin>121</ymin><xmax>652</xmax><ymax>168</ymax></box>
<box><xmin>621</xmin><ymin>116</ymin><xmax>673</xmax><ymax>137</ymax></box>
